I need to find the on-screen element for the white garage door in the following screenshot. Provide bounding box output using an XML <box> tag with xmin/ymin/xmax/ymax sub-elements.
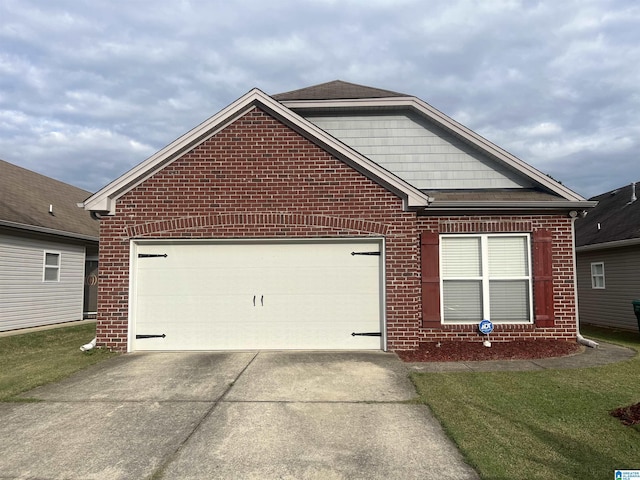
<box><xmin>130</xmin><ymin>239</ymin><xmax>383</xmax><ymax>351</ymax></box>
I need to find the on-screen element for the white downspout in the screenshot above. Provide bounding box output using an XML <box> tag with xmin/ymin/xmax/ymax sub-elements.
<box><xmin>571</xmin><ymin>215</ymin><xmax>599</xmax><ymax>348</ymax></box>
<box><xmin>80</xmin><ymin>337</ymin><xmax>97</xmax><ymax>352</ymax></box>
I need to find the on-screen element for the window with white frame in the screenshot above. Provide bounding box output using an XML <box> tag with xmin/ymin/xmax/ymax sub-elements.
<box><xmin>591</xmin><ymin>262</ymin><xmax>605</xmax><ymax>289</ymax></box>
<box><xmin>441</xmin><ymin>234</ymin><xmax>532</xmax><ymax>324</ymax></box>
<box><xmin>43</xmin><ymin>251</ymin><xmax>61</xmax><ymax>282</ymax></box>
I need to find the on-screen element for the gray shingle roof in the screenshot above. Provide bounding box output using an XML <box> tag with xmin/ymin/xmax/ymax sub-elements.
<box><xmin>272</xmin><ymin>80</ymin><xmax>408</xmax><ymax>101</ymax></box>
<box><xmin>422</xmin><ymin>189</ymin><xmax>563</xmax><ymax>201</ymax></box>
<box><xmin>575</xmin><ymin>182</ymin><xmax>640</xmax><ymax>247</ymax></box>
<box><xmin>0</xmin><ymin>159</ymin><xmax>99</xmax><ymax>240</ymax></box>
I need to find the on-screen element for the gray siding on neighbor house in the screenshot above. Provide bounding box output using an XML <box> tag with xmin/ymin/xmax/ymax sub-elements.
<box><xmin>0</xmin><ymin>233</ymin><xmax>86</xmax><ymax>331</ymax></box>
<box><xmin>306</xmin><ymin>113</ymin><xmax>534</xmax><ymax>190</ymax></box>
<box><xmin>576</xmin><ymin>245</ymin><xmax>640</xmax><ymax>331</ymax></box>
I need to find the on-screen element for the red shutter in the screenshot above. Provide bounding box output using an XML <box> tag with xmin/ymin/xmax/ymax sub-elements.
<box><xmin>421</xmin><ymin>232</ymin><xmax>441</xmax><ymax>328</ymax></box>
<box><xmin>532</xmin><ymin>229</ymin><xmax>555</xmax><ymax>327</ymax></box>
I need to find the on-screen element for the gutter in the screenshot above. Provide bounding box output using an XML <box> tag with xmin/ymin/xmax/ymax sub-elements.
<box><xmin>420</xmin><ymin>200</ymin><xmax>598</xmax><ymax>211</ymax></box>
<box><xmin>576</xmin><ymin>237</ymin><xmax>640</xmax><ymax>252</ymax></box>
<box><xmin>80</xmin><ymin>338</ymin><xmax>96</xmax><ymax>352</ymax></box>
<box><xmin>0</xmin><ymin>220</ymin><xmax>99</xmax><ymax>243</ymax></box>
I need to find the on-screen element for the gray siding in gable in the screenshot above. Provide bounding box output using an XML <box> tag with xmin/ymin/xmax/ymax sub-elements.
<box><xmin>576</xmin><ymin>246</ymin><xmax>640</xmax><ymax>331</ymax></box>
<box><xmin>307</xmin><ymin>113</ymin><xmax>534</xmax><ymax>190</ymax></box>
<box><xmin>0</xmin><ymin>233</ymin><xmax>86</xmax><ymax>331</ymax></box>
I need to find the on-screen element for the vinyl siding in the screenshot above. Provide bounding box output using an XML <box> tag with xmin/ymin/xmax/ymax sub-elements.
<box><xmin>0</xmin><ymin>233</ymin><xmax>85</xmax><ymax>331</ymax></box>
<box><xmin>306</xmin><ymin>113</ymin><xmax>534</xmax><ymax>190</ymax></box>
<box><xmin>576</xmin><ymin>246</ymin><xmax>640</xmax><ymax>331</ymax></box>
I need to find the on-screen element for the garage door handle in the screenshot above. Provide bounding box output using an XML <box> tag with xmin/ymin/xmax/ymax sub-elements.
<box><xmin>252</xmin><ymin>295</ymin><xmax>264</xmax><ymax>306</ymax></box>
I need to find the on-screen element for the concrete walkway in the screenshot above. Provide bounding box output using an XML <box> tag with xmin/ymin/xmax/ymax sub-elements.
<box><xmin>407</xmin><ymin>340</ymin><xmax>636</xmax><ymax>373</ymax></box>
<box><xmin>0</xmin><ymin>351</ymin><xmax>479</xmax><ymax>480</ymax></box>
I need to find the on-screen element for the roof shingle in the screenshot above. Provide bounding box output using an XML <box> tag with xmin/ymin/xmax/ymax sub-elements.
<box><xmin>0</xmin><ymin>159</ymin><xmax>99</xmax><ymax>240</ymax></box>
<box><xmin>272</xmin><ymin>80</ymin><xmax>408</xmax><ymax>101</ymax></box>
<box><xmin>575</xmin><ymin>182</ymin><xmax>640</xmax><ymax>247</ymax></box>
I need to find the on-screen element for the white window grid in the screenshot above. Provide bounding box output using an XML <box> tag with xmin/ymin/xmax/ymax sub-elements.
<box><xmin>440</xmin><ymin>233</ymin><xmax>533</xmax><ymax>324</ymax></box>
<box><xmin>43</xmin><ymin>251</ymin><xmax>61</xmax><ymax>282</ymax></box>
<box><xmin>590</xmin><ymin>262</ymin><xmax>605</xmax><ymax>289</ymax></box>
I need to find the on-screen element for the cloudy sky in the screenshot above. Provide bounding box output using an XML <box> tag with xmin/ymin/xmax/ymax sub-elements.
<box><xmin>1</xmin><ymin>0</ymin><xmax>638</xmax><ymax>199</ymax></box>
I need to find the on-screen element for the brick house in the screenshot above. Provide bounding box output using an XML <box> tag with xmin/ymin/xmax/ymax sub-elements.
<box><xmin>83</xmin><ymin>81</ymin><xmax>595</xmax><ymax>352</ymax></box>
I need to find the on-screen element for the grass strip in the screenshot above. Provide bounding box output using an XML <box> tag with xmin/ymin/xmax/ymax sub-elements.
<box><xmin>0</xmin><ymin>323</ymin><xmax>118</xmax><ymax>401</ymax></box>
<box><xmin>411</xmin><ymin>326</ymin><xmax>640</xmax><ymax>479</ymax></box>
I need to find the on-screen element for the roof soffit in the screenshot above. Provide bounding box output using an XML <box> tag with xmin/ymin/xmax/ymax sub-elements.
<box><xmin>83</xmin><ymin>89</ymin><xmax>431</xmax><ymax>214</ymax></box>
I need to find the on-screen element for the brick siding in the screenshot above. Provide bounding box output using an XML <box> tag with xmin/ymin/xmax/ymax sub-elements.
<box><xmin>417</xmin><ymin>215</ymin><xmax>577</xmax><ymax>343</ymax></box>
<box><xmin>96</xmin><ymin>106</ymin><xmax>577</xmax><ymax>352</ymax></box>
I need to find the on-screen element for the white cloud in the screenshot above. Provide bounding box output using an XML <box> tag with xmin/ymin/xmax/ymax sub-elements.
<box><xmin>0</xmin><ymin>0</ymin><xmax>638</xmax><ymax>199</ymax></box>
<box><xmin>522</xmin><ymin>122</ymin><xmax>563</xmax><ymax>137</ymax></box>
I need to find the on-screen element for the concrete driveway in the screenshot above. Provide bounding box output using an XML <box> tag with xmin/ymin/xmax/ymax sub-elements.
<box><xmin>0</xmin><ymin>351</ymin><xmax>478</xmax><ymax>480</ymax></box>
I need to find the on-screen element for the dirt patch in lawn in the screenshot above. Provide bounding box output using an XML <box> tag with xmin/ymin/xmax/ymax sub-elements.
<box><xmin>397</xmin><ymin>339</ymin><xmax>583</xmax><ymax>363</ymax></box>
<box><xmin>611</xmin><ymin>403</ymin><xmax>640</xmax><ymax>426</ymax></box>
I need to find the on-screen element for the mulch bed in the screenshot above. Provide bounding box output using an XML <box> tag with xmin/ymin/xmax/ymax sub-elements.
<box><xmin>611</xmin><ymin>403</ymin><xmax>640</xmax><ymax>426</ymax></box>
<box><xmin>396</xmin><ymin>339</ymin><xmax>583</xmax><ymax>363</ymax></box>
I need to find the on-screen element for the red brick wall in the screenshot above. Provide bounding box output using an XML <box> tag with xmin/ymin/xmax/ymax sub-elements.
<box><xmin>96</xmin><ymin>106</ymin><xmax>578</xmax><ymax>352</ymax></box>
<box><xmin>97</xmin><ymin>107</ymin><xmax>421</xmax><ymax>351</ymax></box>
<box><xmin>417</xmin><ymin>215</ymin><xmax>578</xmax><ymax>343</ymax></box>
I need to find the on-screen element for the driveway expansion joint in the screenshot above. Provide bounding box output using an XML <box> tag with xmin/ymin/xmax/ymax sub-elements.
<box><xmin>148</xmin><ymin>351</ymin><xmax>260</xmax><ymax>479</ymax></box>
<box><xmin>220</xmin><ymin>399</ymin><xmax>410</xmax><ymax>404</ymax></box>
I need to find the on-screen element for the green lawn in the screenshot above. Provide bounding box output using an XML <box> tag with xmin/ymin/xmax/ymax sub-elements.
<box><xmin>0</xmin><ymin>322</ymin><xmax>118</xmax><ymax>401</ymax></box>
<box><xmin>411</xmin><ymin>326</ymin><xmax>640</xmax><ymax>479</ymax></box>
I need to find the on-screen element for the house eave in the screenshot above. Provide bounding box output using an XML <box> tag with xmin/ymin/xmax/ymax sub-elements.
<box><xmin>576</xmin><ymin>237</ymin><xmax>640</xmax><ymax>252</ymax></box>
<box><xmin>0</xmin><ymin>220</ymin><xmax>99</xmax><ymax>243</ymax></box>
<box><xmin>417</xmin><ymin>200</ymin><xmax>597</xmax><ymax>215</ymax></box>
<box><xmin>84</xmin><ymin>89</ymin><xmax>431</xmax><ymax>215</ymax></box>
<box><xmin>83</xmin><ymin>99</ymin><xmax>260</xmax><ymax>215</ymax></box>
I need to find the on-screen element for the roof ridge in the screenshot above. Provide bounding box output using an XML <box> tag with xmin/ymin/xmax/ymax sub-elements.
<box><xmin>589</xmin><ymin>180</ymin><xmax>640</xmax><ymax>201</ymax></box>
<box><xmin>272</xmin><ymin>80</ymin><xmax>409</xmax><ymax>101</ymax></box>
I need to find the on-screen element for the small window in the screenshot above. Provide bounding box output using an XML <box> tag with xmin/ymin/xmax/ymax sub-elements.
<box><xmin>591</xmin><ymin>262</ymin><xmax>605</xmax><ymax>289</ymax></box>
<box><xmin>43</xmin><ymin>252</ymin><xmax>61</xmax><ymax>282</ymax></box>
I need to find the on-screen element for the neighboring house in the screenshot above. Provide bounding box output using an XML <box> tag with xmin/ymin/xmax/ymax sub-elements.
<box><xmin>575</xmin><ymin>182</ymin><xmax>640</xmax><ymax>332</ymax></box>
<box><xmin>0</xmin><ymin>159</ymin><xmax>99</xmax><ymax>331</ymax></box>
<box><xmin>83</xmin><ymin>80</ymin><xmax>595</xmax><ymax>353</ymax></box>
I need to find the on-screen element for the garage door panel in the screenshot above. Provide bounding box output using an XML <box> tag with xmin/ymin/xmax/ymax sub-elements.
<box><xmin>259</xmin><ymin>269</ymin><xmax>378</xmax><ymax>295</ymax></box>
<box><xmin>137</xmin><ymin>294</ymin><xmax>253</xmax><ymax>316</ymax></box>
<box><xmin>132</xmin><ymin>240</ymin><xmax>383</xmax><ymax>351</ymax></box>
<box><xmin>137</xmin><ymin>270</ymin><xmax>258</xmax><ymax>297</ymax></box>
<box><xmin>136</xmin><ymin>259</ymin><xmax>261</xmax><ymax>292</ymax></box>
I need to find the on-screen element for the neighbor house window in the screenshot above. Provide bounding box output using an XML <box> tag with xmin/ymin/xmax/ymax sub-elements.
<box><xmin>441</xmin><ymin>234</ymin><xmax>532</xmax><ymax>323</ymax></box>
<box><xmin>591</xmin><ymin>262</ymin><xmax>605</xmax><ymax>289</ymax></box>
<box><xmin>43</xmin><ymin>251</ymin><xmax>61</xmax><ymax>282</ymax></box>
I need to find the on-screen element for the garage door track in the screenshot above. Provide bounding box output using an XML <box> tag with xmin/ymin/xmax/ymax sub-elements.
<box><xmin>0</xmin><ymin>351</ymin><xmax>478</xmax><ymax>479</ymax></box>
